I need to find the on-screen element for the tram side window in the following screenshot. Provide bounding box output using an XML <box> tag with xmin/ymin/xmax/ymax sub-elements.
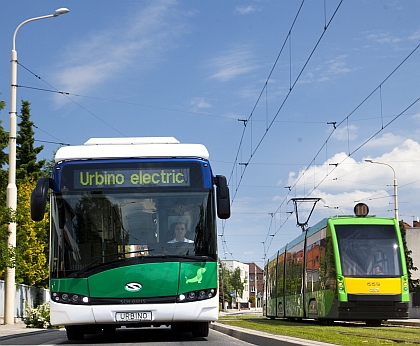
<box><xmin>285</xmin><ymin>247</ymin><xmax>304</xmax><ymax>296</ymax></box>
<box><xmin>266</xmin><ymin>261</ymin><xmax>277</xmax><ymax>300</ymax></box>
<box><xmin>277</xmin><ymin>253</ymin><xmax>285</xmax><ymax>298</ymax></box>
<box><xmin>306</xmin><ymin>241</ymin><xmax>321</xmax><ymax>292</ymax></box>
<box><xmin>319</xmin><ymin>236</ymin><xmax>336</xmax><ymax>290</ymax></box>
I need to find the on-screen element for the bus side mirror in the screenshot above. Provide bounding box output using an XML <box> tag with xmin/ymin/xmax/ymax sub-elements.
<box><xmin>31</xmin><ymin>178</ymin><xmax>50</xmax><ymax>221</ymax></box>
<box><xmin>215</xmin><ymin>175</ymin><xmax>230</xmax><ymax>219</ymax></box>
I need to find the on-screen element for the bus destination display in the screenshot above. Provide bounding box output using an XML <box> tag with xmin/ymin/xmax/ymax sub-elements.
<box><xmin>74</xmin><ymin>168</ymin><xmax>190</xmax><ymax>189</ymax></box>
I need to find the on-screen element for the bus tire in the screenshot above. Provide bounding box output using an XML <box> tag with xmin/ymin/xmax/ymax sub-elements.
<box><xmin>66</xmin><ymin>326</ymin><xmax>85</xmax><ymax>340</ymax></box>
<box><xmin>192</xmin><ymin>322</ymin><xmax>209</xmax><ymax>337</ymax></box>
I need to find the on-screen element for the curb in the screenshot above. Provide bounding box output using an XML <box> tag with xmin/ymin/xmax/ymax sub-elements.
<box><xmin>210</xmin><ymin>322</ymin><xmax>338</xmax><ymax>346</ymax></box>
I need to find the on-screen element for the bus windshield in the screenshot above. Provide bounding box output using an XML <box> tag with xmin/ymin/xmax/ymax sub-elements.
<box><xmin>335</xmin><ymin>224</ymin><xmax>402</xmax><ymax>277</ymax></box>
<box><xmin>50</xmin><ymin>190</ymin><xmax>216</xmax><ymax>278</ymax></box>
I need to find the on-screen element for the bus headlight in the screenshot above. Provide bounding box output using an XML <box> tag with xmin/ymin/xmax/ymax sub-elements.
<box><xmin>177</xmin><ymin>288</ymin><xmax>217</xmax><ymax>303</ymax></box>
<box><xmin>52</xmin><ymin>292</ymin><xmax>89</xmax><ymax>305</ymax></box>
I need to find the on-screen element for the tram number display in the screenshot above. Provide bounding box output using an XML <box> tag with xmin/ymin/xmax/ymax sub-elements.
<box><xmin>115</xmin><ymin>311</ymin><xmax>152</xmax><ymax>322</ymax></box>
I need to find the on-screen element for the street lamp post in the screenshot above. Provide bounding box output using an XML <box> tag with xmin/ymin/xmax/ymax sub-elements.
<box><xmin>365</xmin><ymin>160</ymin><xmax>399</xmax><ymax>221</ymax></box>
<box><xmin>4</xmin><ymin>8</ymin><xmax>69</xmax><ymax>325</ymax></box>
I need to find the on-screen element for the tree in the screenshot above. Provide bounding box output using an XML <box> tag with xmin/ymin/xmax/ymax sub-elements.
<box><xmin>0</xmin><ymin>93</ymin><xmax>10</xmax><ymax>276</ymax></box>
<box><xmin>16</xmin><ymin>100</ymin><xmax>46</xmax><ymax>181</ymax></box>
<box><xmin>399</xmin><ymin>221</ymin><xmax>419</xmax><ymax>291</ymax></box>
<box><xmin>1</xmin><ymin>98</ymin><xmax>51</xmax><ymax>286</ymax></box>
<box><xmin>231</xmin><ymin>267</ymin><xmax>245</xmax><ymax>303</ymax></box>
<box><xmin>218</xmin><ymin>261</ymin><xmax>233</xmax><ymax>307</ymax></box>
<box><xmin>14</xmin><ymin>178</ymin><xmax>49</xmax><ymax>287</ymax></box>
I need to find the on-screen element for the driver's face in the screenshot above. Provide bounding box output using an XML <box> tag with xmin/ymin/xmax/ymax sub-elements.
<box><xmin>174</xmin><ymin>223</ymin><xmax>186</xmax><ymax>240</ymax></box>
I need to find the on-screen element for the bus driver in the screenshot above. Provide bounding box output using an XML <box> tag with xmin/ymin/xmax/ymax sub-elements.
<box><xmin>167</xmin><ymin>222</ymin><xmax>194</xmax><ymax>243</ymax></box>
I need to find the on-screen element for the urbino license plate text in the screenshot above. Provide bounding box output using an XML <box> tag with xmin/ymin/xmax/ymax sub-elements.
<box><xmin>115</xmin><ymin>311</ymin><xmax>152</xmax><ymax>322</ymax></box>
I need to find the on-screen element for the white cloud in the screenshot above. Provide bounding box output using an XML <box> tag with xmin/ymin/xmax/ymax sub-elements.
<box><xmin>306</xmin><ymin>55</ymin><xmax>353</xmax><ymax>83</ymax></box>
<box><xmin>235</xmin><ymin>6</ymin><xmax>258</xmax><ymax>15</ymax></box>
<box><xmin>411</xmin><ymin>112</ymin><xmax>420</xmax><ymax>120</ymax></box>
<box><xmin>362</xmin><ymin>132</ymin><xmax>405</xmax><ymax>149</ymax></box>
<box><xmin>208</xmin><ymin>46</ymin><xmax>258</xmax><ymax>82</ymax></box>
<box><xmin>51</xmin><ymin>0</ymin><xmax>183</xmax><ymax>103</ymax></box>
<box><xmin>190</xmin><ymin>97</ymin><xmax>211</xmax><ymax>109</ymax></box>
<box><xmin>331</xmin><ymin>124</ymin><xmax>358</xmax><ymax>141</ymax></box>
<box><xmin>366</xmin><ymin>33</ymin><xmax>402</xmax><ymax>44</ymax></box>
<box><xmin>408</xmin><ymin>30</ymin><xmax>420</xmax><ymax>41</ymax></box>
<box><xmin>285</xmin><ymin>139</ymin><xmax>420</xmax><ymax>219</ymax></box>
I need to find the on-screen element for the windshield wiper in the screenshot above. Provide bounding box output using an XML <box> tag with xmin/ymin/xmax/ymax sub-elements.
<box><xmin>150</xmin><ymin>254</ymin><xmax>213</xmax><ymax>261</ymax></box>
<box><xmin>72</xmin><ymin>249</ymin><xmax>155</xmax><ymax>276</ymax></box>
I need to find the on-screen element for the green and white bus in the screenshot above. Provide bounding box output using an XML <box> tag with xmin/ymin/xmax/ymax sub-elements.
<box><xmin>31</xmin><ymin>137</ymin><xmax>230</xmax><ymax>340</ymax></box>
<box><xmin>264</xmin><ymin>204</ymin><xmax>410</xmax><ymax>326</ymax></box>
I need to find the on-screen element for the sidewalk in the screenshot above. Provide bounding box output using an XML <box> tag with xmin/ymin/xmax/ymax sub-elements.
<box><xmin>0</xmin><ymin>321</ymin><xmax>47</xmax><ymax>339</ymax></box>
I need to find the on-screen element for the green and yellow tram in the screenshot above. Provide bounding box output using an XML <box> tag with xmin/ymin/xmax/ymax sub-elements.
<box><xmin>264</xmin><ymin>204</ymin><xmax>409</xmax><ymax>325</ymax></box>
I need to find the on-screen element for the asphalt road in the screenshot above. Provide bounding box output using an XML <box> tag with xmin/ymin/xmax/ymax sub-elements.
<box><xmin>0</xmin><ymin>326</ymin><xmax>256</xmax><ymax>346</ymax></box>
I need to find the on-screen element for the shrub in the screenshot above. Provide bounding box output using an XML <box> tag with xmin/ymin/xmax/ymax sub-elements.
<box><xmin>24</xmin><ymin>301</ymin><xmax>51</xmax><ymax>329</ymax></box>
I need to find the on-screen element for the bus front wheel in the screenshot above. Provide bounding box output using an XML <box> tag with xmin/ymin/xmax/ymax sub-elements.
<box><xmin>66</xmin><ymin>326</ymin><xmax>85</xmax><ymax>340</ymax></box>
<box><xmin>192</xmin><ymin>322</ymin><xmax>209</xmax><ymax>337</ymax></box>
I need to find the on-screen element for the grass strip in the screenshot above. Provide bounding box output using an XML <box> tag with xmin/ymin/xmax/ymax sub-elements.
<box><xmin>218</xmin><ymin>316</ymin><xmax>420</xmax><ymax>345</ymax></box>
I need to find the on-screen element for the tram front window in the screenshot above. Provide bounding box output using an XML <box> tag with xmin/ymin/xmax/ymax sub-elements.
<box><xmin>335</xmin><ymin>224</ymin><xmax>402</xmax><ymax>277</ymax></box>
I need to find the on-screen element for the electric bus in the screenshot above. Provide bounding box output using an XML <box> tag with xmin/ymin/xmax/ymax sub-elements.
<box><xmin>264</xmin><ymin>203</ymin><xmax>409</xmax><ymax>326</ymax></box>
<box><xmin>31</xmin><ymin>137</ymin><xmax>230</xmax><ymax>340</ymax></box>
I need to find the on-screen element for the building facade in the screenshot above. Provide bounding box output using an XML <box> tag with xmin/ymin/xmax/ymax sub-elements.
<box><xmin>245</xmin><ymin>262</ymin><xmax>264</xmax><ymax>308</ymax></box>
<box><xmin>222</xmin><ymin>260</ymin><xmax>249</xmax><ymax>308</ymax></box>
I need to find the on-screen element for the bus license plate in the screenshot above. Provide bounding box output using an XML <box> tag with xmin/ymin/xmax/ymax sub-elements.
<box><xmin>115</xmin><ymin>311</ymin><xmax>152</xmax><ymax>322</ymax></box>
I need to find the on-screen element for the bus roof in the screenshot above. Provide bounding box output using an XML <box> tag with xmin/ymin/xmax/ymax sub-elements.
<box><xmin>55</xmin><ymin>137</ymin><xmax>210</xmax><ymax>162</ymax></box>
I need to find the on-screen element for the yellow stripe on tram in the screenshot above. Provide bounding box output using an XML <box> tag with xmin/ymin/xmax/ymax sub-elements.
<box><xmin>344</xmin><ymin>278</ymin><xmax>402</xmax><ymax>294</ymax></box>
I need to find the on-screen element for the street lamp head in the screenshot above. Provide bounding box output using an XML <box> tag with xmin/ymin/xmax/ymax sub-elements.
<box><xmin>365</xmin><ymin>159</ymin><xmax>373</xmax><ymax>163</ymax></box>
<box><xmin>54</xmin><ymin>8</ymin><xmax>70</xmax><ymax>16</ymax></box>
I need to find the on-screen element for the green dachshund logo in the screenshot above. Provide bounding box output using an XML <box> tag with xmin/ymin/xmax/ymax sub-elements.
<box><xmin>186</xmin><ymin>267</ymin><xmax>207</xmax><ymax>284</ymax></box>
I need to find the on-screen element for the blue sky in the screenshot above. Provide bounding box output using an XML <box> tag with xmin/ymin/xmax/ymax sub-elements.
<box><xmin>1</xmin><ymin>1</ymin><xmax>420</xmax><ymax>267</ymax></box>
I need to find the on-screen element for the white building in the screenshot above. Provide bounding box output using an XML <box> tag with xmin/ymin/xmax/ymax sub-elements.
<box><xmin>221</xmin><ymin>260</ymin><xmax>249</xmax><ymax>307</ymax></box>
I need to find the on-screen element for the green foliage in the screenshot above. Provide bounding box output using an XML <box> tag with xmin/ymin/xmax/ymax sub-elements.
<box><xmin>231</xmin><ymin>267</ymin><xmax>244</xmax><ymax>300</ymax></box>
<box><xmin>219</xmin><ymin>262</ymin><xmax>247</xmax><ymax>305</ymax></box>
<box><xmin>16</xmin><ymin>100</ymin><xmax>46</xmax><ymax>181</ymax></box>
<box><xmin>399</xmin><ymin>221</ymin><xmax>420</xmax><ymax>291</ymax></box>
<box><xmin>0</xmin><ymin>97</ymin><xmax>51</xmax><ymax>286</ymax></box>
<box><xmin>42</xmin><ymin>152</ymin><xmax>56</xmax><ymax>177</ymax></box>
<box><xmin>15</xmin><ymin>178</ymin><xmax>49</xmax><ymax>287</ymax></box>
<box><xmin>24</xmin><ymin>301</ymin><xmax>51</xmax><ymax>329</ymax></box>
<box><xmin>219</xmin><ymin>261</ymin><xmax>233</xmax><ymax>304</ymax></box>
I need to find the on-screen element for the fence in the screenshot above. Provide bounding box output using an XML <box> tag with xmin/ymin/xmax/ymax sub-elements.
<box><xmin>0</xmin><ymin>280</ymin><xmax>50</xmax><ymax>323</ymax></box>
